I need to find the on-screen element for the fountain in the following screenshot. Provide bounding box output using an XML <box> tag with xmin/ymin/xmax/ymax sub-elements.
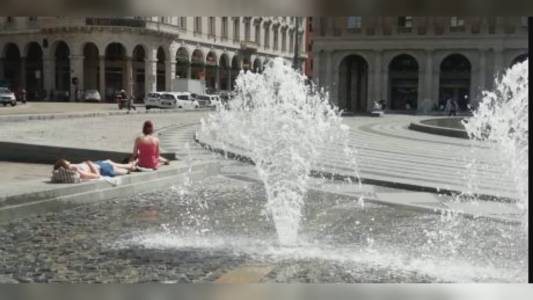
<box><xmin>199</xmin><ymin>58</ymin><xmax>361</xmax><ymax>245</ymax></box>
<box><xmin>0</xmin><ymin>58</ymin><xmax>527</xmax><ymax>283</ymax></box>
<box><xmin>462</xmin><ymin>60</ymin><xmax>529</xmax><ymax>227</ymax></box>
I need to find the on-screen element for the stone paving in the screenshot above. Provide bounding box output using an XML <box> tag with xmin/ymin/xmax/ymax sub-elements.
<box><xmin>0</xmin><ymin>102</ymin><xmax>119</xmax><ymax>116</ymax></box>
<box><xmin>0</xmin><ymin>111</ymin><xmax>524</xmax><ymax>224</ymax></box>
<box><xmin>160</xmin><ymin>115</ymin><xmax>524</xmax><ymax>223</ymax></box>
<box><xmin>0</xmin><ymin>111</ymin><xmax>209</xmax><ymax>152</ymax></box>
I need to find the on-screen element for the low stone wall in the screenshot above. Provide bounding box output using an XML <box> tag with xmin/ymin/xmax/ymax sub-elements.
<box><xmin>408</xmin><ymin>119</ymin><xmax>469</xmax><ymax>139</ymax></box>
<box><xmin>0</xmin><ymin>141</ymin><xmax>176</xmax><ymax>164</ymax></box>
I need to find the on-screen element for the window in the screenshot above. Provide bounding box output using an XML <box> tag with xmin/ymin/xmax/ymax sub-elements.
<box><xmin>450</xmin><ymin>17</ymin><xmax>465</xmax><ymax>28</ymax></box>
<box><xmin>221</xmin><ymin>17</ymin><xmax>228</xmax><ymax>39</ymax></box>
<box><xmin>255</xmin><ymin>22</ymin><xmax>261</xmax><ymax>45</ymax></box>
<box><xmin>347</xmin><ymin>16</ymin><xmax>362</xmax><ymax>29</ymax></box>
<box><xmin>233</xmin><ymin>18</ymin><xmax>240</xmax><ymax>41</ymax></box>
<box><xmin>273</xmin><ymin>27</ymin><xmax>279</xmax><ymax>50</ymax></box>
<box><xmin>208</xmin><ymin>17</ymin><xmax>215</xmax><ymax>37</ymax></box>
<box><xmin>179</xmin><ymin>17</ymin><xmax>187</xmax><ymax>30</ymax></box>
<box><xmin>289</xmin><ymin>30</ymin><xmax>294</xmax><ymax>52</ymax></box>
<box><xmin>308</xmin><ymin>17</ymin><xmax>313</xmax><ymax>32</ymax></box>
<box><xmin>264</xmin><ymin>24</ymin><xmax>270</xmax><ymax>48</ymax></box>
<box><xmin>244</xmin><ymin>19</ymin><xmax>251</xmax><ymax>41</ymax></box>
<box><xmin>6</xmin><ymin>17</ymin><xmax>14</xmax><ymax>24</ymax></box>
<box><xmin>281</xmin><ymin>29</ymin><xmax>287</xmax><ymax>51</ymax></box>
<box><xmin>398</xmin><ymin>16</ymin><xmax>413</xmax><ymax>29</ymax></box>
<box><xmin>194</xmin><ymin>17</ymin><xmax>202</xmax><ymax>34</ymax></box>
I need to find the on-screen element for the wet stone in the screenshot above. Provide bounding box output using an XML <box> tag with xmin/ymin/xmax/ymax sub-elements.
<box><xmin>0</xmin><ymin>176</ymin><xmax>527</xmax><ymax>282</ymax></box>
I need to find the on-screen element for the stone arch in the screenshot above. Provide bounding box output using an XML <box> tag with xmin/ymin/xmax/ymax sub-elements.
<box><xmin>83</xmin><ymin>42</ymin><xmax>100</xmax><ymax>93</ymax></box>
<box><xmin>191</xmin><ymin>48</ymin><xmax>205</xmax><ymax>80</ymax></box>
<box><xmin>175</xmin><ymin>47</ymin><xmax>189</xmax><ymax>79</ymax></box>
<box><xmin>104</xmin><ymin>42</ymin><xmax>127</xmax><ymax>99</ymax></box>
<box><xmin>156</xmin><ymin>46</ymin><xmax>167</xmax><ymax>91</ymax></box>
<box><xmin>338</xmin><ymin>54</ymin><xmax>369</xmax><ymax>113</ymax></box>
<box><xmin>219</xmin><ymin>53</ymin><xmax>230</xmax><ymax>91</ymax></box>
<box><xmin>438</xmin><ymin>53</ymin><xmax>472</xmax><ymax>111</ymax></box>
<box><xmin>253</xmin><ymin>57</ymin><xmax>262</xmax><ymax>73</ymax></box>
<box><xmin>2</xmin><ymin>43</ymin><xmax>22</xmax><ymax>91</ymax></box>
<box><xmin>132</xmin><ymin>45</ymin><xmax>146</xmax><ymax>100</ymax></box>
<box><xmin>24</xmin><ymin>42</ymin><xmax>44</xmax><ymax>100</ymax></box>
<box><xmin>53</xmin><ymin>41</ymin><xmax>71</xmax><ymax>97</ymax></box>
<box><xmin>205</xmin><ymin>50</ymin><xmax>218</xmax><ymax>90</ymax></box>
<box><xmin>388</xmin><ymin>54</ymin><xmax>419</xmax><ymax>110</ymax></box>
<box><xmin>230</xmin><ymin>55</ymin><xmax>241</xmax><ymax>90</ymax></box>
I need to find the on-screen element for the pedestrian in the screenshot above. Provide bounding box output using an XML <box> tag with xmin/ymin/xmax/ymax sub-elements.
<box><xmin>127</xmin><ymin>94</ymin><xmax>136</xmax><ymax>111</ymax></box>
<box><xmin>445</xmin><ymin>98</ymin><xmax>457</xmax><ymax>116</ymax></box>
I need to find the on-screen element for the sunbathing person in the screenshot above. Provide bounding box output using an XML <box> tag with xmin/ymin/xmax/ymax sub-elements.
<box><xmin>54</xmin><ymin>159</ymin><xmax>134</xmax><ymax>180</ymax></box>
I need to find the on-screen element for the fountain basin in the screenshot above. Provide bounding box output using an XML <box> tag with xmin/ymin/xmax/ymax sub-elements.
<box><xmin>408</xmin><ymin>117</ymin><xmax>469</xmax><ymax>139</ymax></box>
<box><xmin>0</xmin><ymin>176</ymin><xmax>526</xmax><ymax>283</ymax></box>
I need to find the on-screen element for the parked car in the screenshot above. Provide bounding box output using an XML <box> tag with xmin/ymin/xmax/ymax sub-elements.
<box><xmin>192</xmin><ymin>94</ymin><xmax>212</xmax><ymax>107</ymax></box>
<box><xmin>144</xmin><ymin>92</ymin><xmax>162</xmax><ymax>109</ymax></box>
<box><xmin>83</xmin><ymin>89</ymin><xmax>102</xmax><ymax>102</ymax></box>
<box><xmin>173</xmin><ymin>92</ymin><xmax>200</xmax><ymax>109</ymax></box>
<box><xmin>207</xmin><ymin>94</ymin><xmax>221</xmax><ymax>107</ymax></box>
<box><xmin>0</xmin><ymin>87</ymin><xmax>16</xmax><ymax>106</ymax></box>
<box><xmin>54</xmin><ymin>90</ymin><xmax>70</xmax><ymax>101</ymax></box>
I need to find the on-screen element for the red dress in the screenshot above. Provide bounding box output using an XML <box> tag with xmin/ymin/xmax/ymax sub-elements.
<box><xmin>137</xmin><ymin>141</ymin><xmax>160</xmax><ymax>169</ymax></box>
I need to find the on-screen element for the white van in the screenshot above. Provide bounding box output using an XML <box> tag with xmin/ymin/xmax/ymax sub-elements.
<box><xmin>159</xmin><ymin>92</ymin><xmax>199</xmax><ymax>109</ymax></box>
<box><xmin>144</xmin><ymin>92</ymin><xmax>162</xmax><ymax>109</ymax></box>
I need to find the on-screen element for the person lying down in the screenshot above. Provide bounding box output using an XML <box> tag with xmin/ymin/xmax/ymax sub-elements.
<box><xmin>52</xmin><ymin>159</ymin><xmax>135</xmax><ymax>182</ymax></box>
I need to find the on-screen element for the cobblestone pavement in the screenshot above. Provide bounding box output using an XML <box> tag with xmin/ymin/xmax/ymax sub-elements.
<box><xmin>0</xmin><ymin>162</ymin><xmax>51</xmax><ymax>185</ymax></box>
<box><xmin>0</xmin><ymin>112</ymin><xmax>524</xmax><ymax>221</ymax></box>
<box><xmin>194</xmin><ymin>114</ymin><xmax>517</xmax><ymax>200</ymax></box>
<box><xmin>0</xmin><ymin>111</ymin><xmax>209</xmax><ymax>152</ymax></box>
<box><xmin>160</xmin><ymin>115</ymin><xmax>524</xmax><ymax>223</ymax></box>
<box><xmin>0</xmin><ymin>102</ymin><xmax>120</xmax><ymax>116</ymax></box>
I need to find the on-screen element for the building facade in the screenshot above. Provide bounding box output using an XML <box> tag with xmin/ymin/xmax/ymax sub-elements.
<box><xmin>312</xmin><ymin>17</ymin><xmax>528</xmax><ymax>113</ymax></box>
<box><xmin>0</xmin><ymin>16</ymin><xmax>306</xmax><ymax>101</ymax></box>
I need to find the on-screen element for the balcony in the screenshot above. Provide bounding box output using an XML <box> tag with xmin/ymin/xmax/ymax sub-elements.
<box><xmin>85</xmin><ymin>18</ymin><xmax>146</xmax><ymax>28</ymax></box>
<box><xmin>240</xmin><ymin>41</ymin><xmax>258</xmax><ymax>53</ymax></box>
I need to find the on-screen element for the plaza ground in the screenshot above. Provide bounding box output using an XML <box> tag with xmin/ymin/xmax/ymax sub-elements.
<box><xmin>0</xmin><ymin>103</ymin><xmax>523</xmax><ymax>224</ymax></box>
<box><xmin>0</xmin><ymin>102</ymin><xmax>526</xmax><ymax>283</ymax></box>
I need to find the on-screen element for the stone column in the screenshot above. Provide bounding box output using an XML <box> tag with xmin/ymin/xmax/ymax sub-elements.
<box><xmin>20</xmin><ymin>57</ymin><xmax>26</xmax><ymax>90</ymax></box>
<box><xmin>165</xmin><ymin>59</ymin><xmax>175</xmax><ymax>91</ymax></box>
<box><xmin>186</xmin><ymin>64</ymin><xmax>192</xmax><ymax>79</ymax></box>
<box><xmin>227</xmin><ymin>68</ymin><xmax>232</xmax><ymax>90</ymax></box>
<box><xmin>324</xmin><ymin>50</ymin><xmax>333</xmax><ymax>97</ymax></box>
<box><xmin>421</xmin><ymin>50</ymin><xmax>434</xmax><ymax>113</ymax></box>
<box><xmin>145</xmin><ymin>58</ymin><xmax>157</xmax><ymax>93</ymax></box>
<box><xmin>99</xmin><ymin>56</ymin><xmax>106</xmax><ymax>100</ymax></box>
<box><xmin>125</xmin><ymin>56</ymin><xmax>134</xmax><ymax>97</ymax></box>
<box><xmin>475</xmin><ymin>49</ymin><xmax>487</xmax><ymax>107</ymax></box>
<box><xmin>0</xmin><ymin>58</ymin><xmax>4</xmax><ymax>80</ymax></box>
<box><xmin>312</xmin><ymin>52</ymin><xmax>320</xmax><ymax>86</ymax></box>
<box><xmin>42</xmin><ymin>56</ymin><xmax>55</xmax><ymax>100</ymax></box>
<box><xmin>431</xmin><ymin>53</ymin><xmax>440</xmax><ymax>107</ymax></box>
<box><xmin>69</xmin><ymin>54</ymin><xmax>84</xmax><ymax>101</ymax></box>
<box><xmin>215</xmin><ymin>66</ymin><xmax>220</xmax><ymax>90</ymax></box>
<box><xmin>494</xmin><ymin>48</ymin><xmax>504</xmax><ymax>80</ymax></box>
<box><xmin>373</xmin><ymin>50</ymin><xmax>382</xmax><ymax>102</ymax></box>
<box><xmin>381</xmin><ymin>54</ymin><xmax>389</xmax><ymax>108</ymax></box>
